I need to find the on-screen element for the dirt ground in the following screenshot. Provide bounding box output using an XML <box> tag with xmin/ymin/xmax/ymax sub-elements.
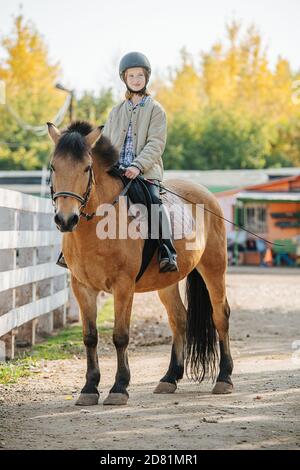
<box><xmin>0</xmin><ymin>269</ymin><xmax>299</xmax><ymax>450</ymax></box>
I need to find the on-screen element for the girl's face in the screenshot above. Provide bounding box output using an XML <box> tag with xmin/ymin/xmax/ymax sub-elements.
<box><xmin>125</xmin><ymin>67</ymin><xmax>146</xmax><ymax>91</ymax></box>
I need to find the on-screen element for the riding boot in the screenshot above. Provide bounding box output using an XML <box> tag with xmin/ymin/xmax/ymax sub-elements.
<box><xmin>56</xmin><ymin>251</ymin><xmax>68</xmax><ymax>269</ymax></box>
<box><xmin>158</xmin><ymin>203</ymin><xmax>178</xmax><ymax>273</ymax></box>
<box><xmin>146</xmin><ymin>179</ymin><xmax>179</xmax><ymax>273</ymax></box>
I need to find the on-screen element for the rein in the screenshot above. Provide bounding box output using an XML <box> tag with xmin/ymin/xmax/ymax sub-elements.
<box><xmin>142</xmin><ymin>179</ymin><xmax>284</xmax><ymax>248</ymax></box>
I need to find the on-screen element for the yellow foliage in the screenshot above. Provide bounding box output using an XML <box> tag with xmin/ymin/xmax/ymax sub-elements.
<box><xmin>0</xmin><ymin>15</ymin><xmax>67</xmax><ymax>168</ymax></box>
<box><xmin>0</xmin><ymin>15</ymin><xmax>66</xmax><ymax>128</ymax></box>
<box><xmin>153</xmin><ymin>22</ymin><xmax>300</xmax><ymax>125</ymax></box>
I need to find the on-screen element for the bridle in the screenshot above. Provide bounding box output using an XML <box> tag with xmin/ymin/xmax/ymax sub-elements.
<box><xmin>48</xmin><ymin>161</ymin><xmax>96</xmax><ymax>221</ymax></box>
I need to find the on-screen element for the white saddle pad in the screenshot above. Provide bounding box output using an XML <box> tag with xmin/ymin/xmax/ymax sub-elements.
<box><xmin>160</xmin><ymin>190</ymin><xmax>195</xmax><ymax>239</ymax></box>
<box><xmin>127</xmin><ymin>189</ymin><xmax>195</xmax><ymax>240</ymax></box>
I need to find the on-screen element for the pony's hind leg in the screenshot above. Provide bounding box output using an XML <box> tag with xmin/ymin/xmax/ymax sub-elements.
<box><xmin>71</xmin><ymin>276</ymin><xmax>100</xmax><ymax>406</ymax></box>
<box><xmin>196</xmin><ymin>261</ymin><xmax>234</xmax><ymax>394</ymax></box>
<box><xmin>154</xmin><ymin>282</ymin><xmax>186</xmax><ymax>394</ymax></box>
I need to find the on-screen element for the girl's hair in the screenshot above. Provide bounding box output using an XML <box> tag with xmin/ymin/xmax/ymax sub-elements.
<box><xmin>124</xmin><ymin>68</ymin><xmax>151</xmax><ymax>100</ymax></box>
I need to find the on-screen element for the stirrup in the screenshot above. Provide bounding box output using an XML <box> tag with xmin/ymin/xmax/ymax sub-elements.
<box><xmin>158</xmin><ymin>245</ymin><xmax>178</xmax><ymax>273</ymax></box>
<box><xmin>56</xmin><ymin>252</ymin><xmax>68</xmax><ymax>269</ymax></box>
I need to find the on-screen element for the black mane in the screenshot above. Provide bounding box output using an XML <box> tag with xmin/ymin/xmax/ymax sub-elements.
<box><xmin>67</xmin><ymin>121</ymin><xmax>94</xmax><ymax>135</ymax></box>
<box><xmin>54</xmin><ymin>120</ymin><xmax>119</xmax><ymax>167</ymax></box>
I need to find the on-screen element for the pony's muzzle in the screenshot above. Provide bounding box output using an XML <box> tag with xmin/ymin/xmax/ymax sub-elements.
<box><xmin>54</xmin><ymin>212</ymin><xmax>79</xmax><ymax>232</ymax></box>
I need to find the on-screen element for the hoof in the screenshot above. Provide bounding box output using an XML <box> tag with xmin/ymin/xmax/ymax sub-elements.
<box><xmin>103</xmin><ymin>393</ymin><xmax>128</xmax><ymax>406</ymax></box>
<box><xmin>212</xmin><ymin>381</ymin><xmax>233</xmax><ymax>395</ymax></box>
<box><xmin>75</xmin><ymin>393</ymin><xmax>99</xmax><ymax>406</ymax></box>
<box><xmin>153</xmin><ymin>382</ymin><xmax>177</xmax><ymax>394</ymax></box>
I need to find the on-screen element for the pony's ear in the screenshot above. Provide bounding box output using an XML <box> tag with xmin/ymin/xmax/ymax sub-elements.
<box><xmin>47</xmin><ymin>122</ymin><xmax>61</xmax><ymax>145</ymax></box>
<box><xmin>85</xmin><ymin>126</ymin><xmax>103</xmax><ymax>148</ymax></box>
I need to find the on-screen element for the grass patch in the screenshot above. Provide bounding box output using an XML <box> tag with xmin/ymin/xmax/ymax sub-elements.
<box><xmin>0</xmin><ymin>297</ymin><xmax>114</xmax><ymax>385</ymax></box>
<box><xmin>30</xmin><ymin>325</ymin><xmax>85</xmax><ymax>361</ymax></box>
<box><xmin>0</xmin><ymin>359</ymin><xmax>35</xmax><ymax>385</ymax></box>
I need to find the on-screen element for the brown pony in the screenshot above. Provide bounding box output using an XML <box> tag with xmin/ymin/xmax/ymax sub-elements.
<box><xmin>47</xmin><ymin>121</ymin><xmax>233</xmax><ymax>406</ymax></box>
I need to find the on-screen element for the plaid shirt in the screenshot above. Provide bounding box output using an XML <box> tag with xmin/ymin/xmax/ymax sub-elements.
<box><xmin>119</xmin><ymin>95</ymin><xmax>148</xmax><ymax>167</ymax></box>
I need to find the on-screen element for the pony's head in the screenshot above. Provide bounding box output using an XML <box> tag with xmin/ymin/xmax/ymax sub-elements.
<box><xmin>47</xmin><ymin>121</ymin><xmax>102</xmax><ymax>232</ymax></box>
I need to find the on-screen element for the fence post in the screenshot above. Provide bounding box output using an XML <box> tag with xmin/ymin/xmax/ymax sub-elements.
<box><xmin>2</xmin><ymin>329</ymin><xmax>18</xmax><ymax>360</ymax></box>
<box><xmin>0</xmin><ymin>340</ymin><xmax>5</xmax><ymax>362</ymax></box>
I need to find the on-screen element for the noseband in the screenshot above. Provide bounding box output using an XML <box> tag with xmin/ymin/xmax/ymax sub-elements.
<box><xmin>49</xmin><ymin>164</ymin><xmax>96</xmax><ymax>221</ymax></box>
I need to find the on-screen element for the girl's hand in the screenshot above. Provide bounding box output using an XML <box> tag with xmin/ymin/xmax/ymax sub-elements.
<box><xmin>124</xmin><ymin>166</ymin><xmax>141</xmax><ymax>179</ymax></box>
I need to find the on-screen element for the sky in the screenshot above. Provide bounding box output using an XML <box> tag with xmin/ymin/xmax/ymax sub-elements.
<box><xmin>0</xmin><ymin>0</ymin><xmax>298</xmax><ymax>97</ymax></box>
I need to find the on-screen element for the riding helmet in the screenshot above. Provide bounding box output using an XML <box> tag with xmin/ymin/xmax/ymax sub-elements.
<box><xmin>119</xmin><ymin>51</ymin><xmax>151</xmax><ymax>83</ymax></box>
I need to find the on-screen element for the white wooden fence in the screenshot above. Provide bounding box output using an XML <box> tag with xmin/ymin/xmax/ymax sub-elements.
<box><xmin>0</xmin><ymin>187</ymin><xmax>78</xmax><ymax>361</ymax></box>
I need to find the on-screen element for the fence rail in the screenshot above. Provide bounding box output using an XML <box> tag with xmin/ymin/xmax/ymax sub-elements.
<box><xmin>0</xmin><ymin>187</ymin><xmax>78</xmax><ymax>361</ymax></box>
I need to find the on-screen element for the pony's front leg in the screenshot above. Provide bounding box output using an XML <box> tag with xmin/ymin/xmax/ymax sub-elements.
<box><xmin>103</xmin><ymin>280</ymin><xmax>135</xmax><ymax>406</ymax></box>
<box><xmin>71</xmin><ymin>276</ymin><xmax>100</xmax><ymax>406</ymax></box>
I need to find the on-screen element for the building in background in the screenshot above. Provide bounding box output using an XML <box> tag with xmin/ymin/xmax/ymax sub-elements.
<box><xmin>217</xmin><ymin>175</ymin><xmax>300</xmax><ymax>266</ymax></box>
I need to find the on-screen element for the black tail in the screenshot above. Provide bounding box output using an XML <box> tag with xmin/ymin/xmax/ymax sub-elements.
<box><xmin>185</xmin><ymin>268</ymin><xmax>218</xmax><ymax>382</ymax></box>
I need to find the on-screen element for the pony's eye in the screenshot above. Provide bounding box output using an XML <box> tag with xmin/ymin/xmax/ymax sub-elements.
<box><xmin>50</xmin><ymin>164</ymin><xmax>55</xmax><ymax>171</ymax></box>
<box><xmin>84</xmin><ymin>165</ymin><xmax>91</xmax><ymax>173</ymax></box>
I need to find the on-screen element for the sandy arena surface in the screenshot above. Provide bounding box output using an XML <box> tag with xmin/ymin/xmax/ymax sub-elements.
<box><xmin>0</xmin><ymin>269</ymin><xmax>299</xmax><ymax>450</ymax></box>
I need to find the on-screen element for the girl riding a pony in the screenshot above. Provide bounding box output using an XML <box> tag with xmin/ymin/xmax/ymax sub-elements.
<box><xmin>57</xmin><ymin>51</ymin><xmax>178</xmax><ymax>272</ymax></box>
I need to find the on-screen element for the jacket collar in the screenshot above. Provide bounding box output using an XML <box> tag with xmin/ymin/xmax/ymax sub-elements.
<box><xmin>125</xmin><ymin>95</ymin><xmax>152</xmax><ymax>110</ymax></box>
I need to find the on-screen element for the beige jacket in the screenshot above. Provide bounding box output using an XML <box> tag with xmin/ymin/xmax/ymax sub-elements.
<box><xmin>102</xmin><ymin>96</ymin><xmax>167</xmax><ymax>181</ymax></box>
